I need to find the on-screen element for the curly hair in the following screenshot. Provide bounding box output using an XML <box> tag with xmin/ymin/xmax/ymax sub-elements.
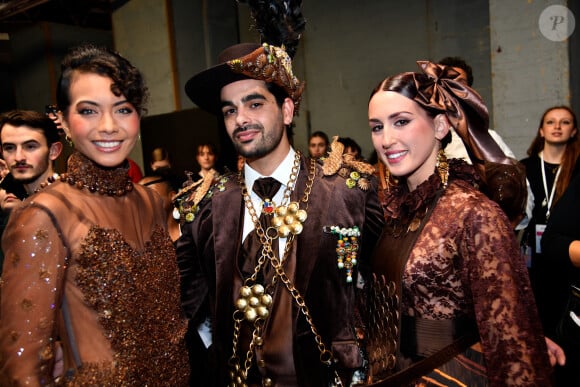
<box><xmin>57</xmin><ymin>44</ymin><xmax>148</xmax><ymax>116</ymax></box>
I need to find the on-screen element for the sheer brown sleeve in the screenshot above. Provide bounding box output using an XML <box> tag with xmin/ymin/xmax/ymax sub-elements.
<box><xmin>0</xmin><ymin>203</ymin><xmax>67</xmax><ymax>386</ymax></box>
<box><xmin>460</xmin><ymin>200</ymin><xmax>552</xmax><ymax>385</ymax></box>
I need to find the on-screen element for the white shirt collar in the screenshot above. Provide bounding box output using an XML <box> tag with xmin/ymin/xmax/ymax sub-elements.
<box><xmin>241</xmin><ymin>147</ymin><xmax>298</xmax><ymax>251</ymax></box>
<box><xmin>243</xmin><ymin>147</ymin><xmax>297</xmax><ymax>191</ymax></box>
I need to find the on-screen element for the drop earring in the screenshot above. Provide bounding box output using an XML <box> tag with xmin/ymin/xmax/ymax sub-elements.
<box><xmin>436</xmin><ymin>149</ymin><xmax>449</xmax><ymax>188</ymax></box>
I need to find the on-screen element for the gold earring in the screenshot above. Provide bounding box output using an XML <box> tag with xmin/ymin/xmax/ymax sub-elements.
<box><xmin>378</xmin><ymin>162</ymin><xmax>398</xmax><ymax>193</ymax></box>
<box><xmin>436</xmin><ymin>149</ymin><xmax>449</xmax><ymax>188</ymax></box>
<box><xmin>384</xmin><ymin>164</ymin><xmax>392</xmax><ymax>192</ymax></box>
<box><xmin>65</xmin><ymin>134</ymin><xmax>73</xmax><ymax>147</ymax></box>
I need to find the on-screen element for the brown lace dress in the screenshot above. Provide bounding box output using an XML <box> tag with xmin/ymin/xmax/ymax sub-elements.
<box><xmin>0</xmin><ymin>152</ymin><xmax>189</xmax><ymax>386</ymax></box>
<box><xmin>372</xmin><ymin>160</ymin><xmax>552</xmax><ymax>386</ymax></box>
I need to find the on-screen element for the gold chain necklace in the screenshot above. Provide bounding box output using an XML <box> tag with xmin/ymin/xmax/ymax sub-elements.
<box><xmin>230</xmin><ymin>152</ymin><xmax>342</xmax><ymax>387</ymax></box>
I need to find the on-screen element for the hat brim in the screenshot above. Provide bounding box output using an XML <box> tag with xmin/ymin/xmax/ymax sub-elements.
<box><xmin>185</xmin><ymin>63</ymin><xmax>252</xmax><ymax>116</ymax></box>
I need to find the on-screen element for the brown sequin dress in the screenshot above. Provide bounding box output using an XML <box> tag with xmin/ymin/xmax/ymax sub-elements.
<box><xmin>373</xmin><ymin>160</ymin><xmax>553</xmax><ymax>386</ymax></box>
<box><xmin>0</xmin><ymin>152</ymin><xmax>189</xmax><ymax>386</ymax></box>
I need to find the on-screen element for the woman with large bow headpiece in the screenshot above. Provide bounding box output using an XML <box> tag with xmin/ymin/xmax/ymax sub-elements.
<box><xmin>362</xmin><ymin>61</ymin><xmax>554</xmax><ymax>386</ymax></box>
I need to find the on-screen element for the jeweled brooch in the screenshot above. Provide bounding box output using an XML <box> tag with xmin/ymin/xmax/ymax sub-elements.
<box><xmin>326</xmin><ymin>225</ymin><xmax>361</xmax><ymax>283</ymax></box>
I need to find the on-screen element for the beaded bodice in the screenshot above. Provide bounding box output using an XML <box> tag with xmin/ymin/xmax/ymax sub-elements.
<box><xmin>0</xmin><ymin>151</ymin><xmax>189</xmax><ymax>385</ymax></box>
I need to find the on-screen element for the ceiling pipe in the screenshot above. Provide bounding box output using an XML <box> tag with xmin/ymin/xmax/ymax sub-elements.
<box><xmin>0</xmin><ymin>0</ymin><xmax>51</xmax><ymax>20</ymax></box>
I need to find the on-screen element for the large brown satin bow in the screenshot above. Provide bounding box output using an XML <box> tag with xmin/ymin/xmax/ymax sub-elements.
<box><xmin>412</xmin><ymin>61</ymin><xmax>527</xmax><ymax>225</ymax></box>
<box><xmin>412</xmin><ymin>61</ymin><xmax>510</xmax><ymax>165</ymax></box>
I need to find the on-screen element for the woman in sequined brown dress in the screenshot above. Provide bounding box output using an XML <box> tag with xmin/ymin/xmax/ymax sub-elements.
<box><xmin>0</xmin><ymin>44</ymin><xmax>189</xmax><ymax>385</ymax></box>
<box><xmin>364</xmin><ymin>62</ymin><xmax>553</xmax><ymax>386</ymax></box>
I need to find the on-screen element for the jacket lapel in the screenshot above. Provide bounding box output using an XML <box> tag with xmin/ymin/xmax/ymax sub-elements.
<box><xmin>292</xmin><ymin>157</ymin><xmax>328</xmax><ymax>295</ymax></box>
<box><xmin>212</xmin><ymin>180</ymin><xmax>244</xmax><ymax>333</ymax></box>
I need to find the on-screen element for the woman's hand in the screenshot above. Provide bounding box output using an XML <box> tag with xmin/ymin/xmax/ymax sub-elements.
<box><xmin>545</xmin><ymin>336</ymin><xmax>566</xmax><ymax>367</ymax></box>
<box><xmin>569</xmin><ymin>240</ymin><xmax>580</xmax><ymax>266</ymax></box>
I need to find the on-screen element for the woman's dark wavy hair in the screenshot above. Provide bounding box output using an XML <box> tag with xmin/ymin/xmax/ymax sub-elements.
<box><xmin>370</xmin><ymin>72</ymin><xmax>452</xmax><ymax>148</ymax></box>
<box><xmin>57</xmin><ymin>44</ymin><xmax>148</xmax><ymax>116</ymax></box>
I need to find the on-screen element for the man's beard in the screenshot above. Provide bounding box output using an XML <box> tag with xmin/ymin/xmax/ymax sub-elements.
<box><xmin>232</xmin><ymin>123</ymin><xmax>285</xmax><ymax>160</ymax></box>
<box><xmin>12</xmin><ymin>158</ymin><xmax>49</xmax><ymax>185</ymax></box>
<box><xmin>17</xmin><ymin>173</ymin><xmax>43</xmax><ymax>184</ymax></box>
<box><xmin>235</xmin><ymin>142</ymin><xmax>270</xmax><ymax>160</ymax></box>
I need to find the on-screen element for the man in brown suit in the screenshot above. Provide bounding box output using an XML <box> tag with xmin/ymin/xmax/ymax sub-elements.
<box><xmin>176</xmin><ymin>41</ymin><xmax>384</xmax><ymax>386</ymax></box>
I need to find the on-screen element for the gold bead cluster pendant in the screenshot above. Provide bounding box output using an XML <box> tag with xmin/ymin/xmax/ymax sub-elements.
<box><xmin>235</xmin><ymin>284</ymin><xmax>273</xmax><ymax>322</ymax></box>
<box><xmin>270</xmin><ymin>201</ymin><xmax>307</xmax><ymax>237</ymax></box>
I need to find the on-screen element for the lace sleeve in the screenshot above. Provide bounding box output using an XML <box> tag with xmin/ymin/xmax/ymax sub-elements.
<box><xmin>0</xmin><ymin>203</ymin><xmax>67</xmax><ymax>386</ymax></box>
<box><xmin>461</xmin><ymin>200</ymin><xmax>552</xmax><ymax>386</ymax></box>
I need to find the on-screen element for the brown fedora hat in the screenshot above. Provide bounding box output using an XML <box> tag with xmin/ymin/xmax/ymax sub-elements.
<box><xmin>185</xmin><ymin>42</ymin><xmax>304</xmax><ymax>116</ymax></box>
<box><xmin>185</xmin><ymin>43</ymin><xmax>260</xmax><ymax>115</ymax></box>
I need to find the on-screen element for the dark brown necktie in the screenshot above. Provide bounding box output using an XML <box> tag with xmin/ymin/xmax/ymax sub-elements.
<box><xmin>240</xmin><ymin>177</ymin><xmax>282</xmax><ymax>279</ymax></box>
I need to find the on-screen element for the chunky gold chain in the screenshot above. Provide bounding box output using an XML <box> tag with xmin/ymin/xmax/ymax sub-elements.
<box><xmin>230</xmin><ymin>152</ymin><xmax>343</xmax><ymax>386</ymax></box>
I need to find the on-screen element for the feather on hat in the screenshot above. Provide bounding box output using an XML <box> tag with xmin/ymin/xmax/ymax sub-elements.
<box><xmin>185</xmin><ymin>0</ymin><xmax>305</xmax><ymax>115</ymax></box>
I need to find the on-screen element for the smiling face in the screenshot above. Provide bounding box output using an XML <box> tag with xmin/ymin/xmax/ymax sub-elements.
<box><xmin>61</xmin><ymin>71</ymin><xmax>140</xmax><ymax>168</ymax></box>
<box><xmin>540</xmin><ymin>108</ymin><xmax>577</xmax><ymax>146</ymax></box>
<box><xmin>369</xmin><ymin>90</ymin><xmax>448</xmax><ymax>191</ymax></box>
<box><xmin>220</xmin><ymin>79</ymin><xmax>293</xmax><ymax>174</ymax></box>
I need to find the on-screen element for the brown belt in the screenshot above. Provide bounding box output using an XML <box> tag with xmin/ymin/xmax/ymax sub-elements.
<box><xmin>367</xmin><ymin>316</ymin><xmax>479</xmax><ymax>386</ymax></box>
<box><xmin>400</xmin><ymin>315</ymin><xmax>478</xmax><ymax>358</ymax></box>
